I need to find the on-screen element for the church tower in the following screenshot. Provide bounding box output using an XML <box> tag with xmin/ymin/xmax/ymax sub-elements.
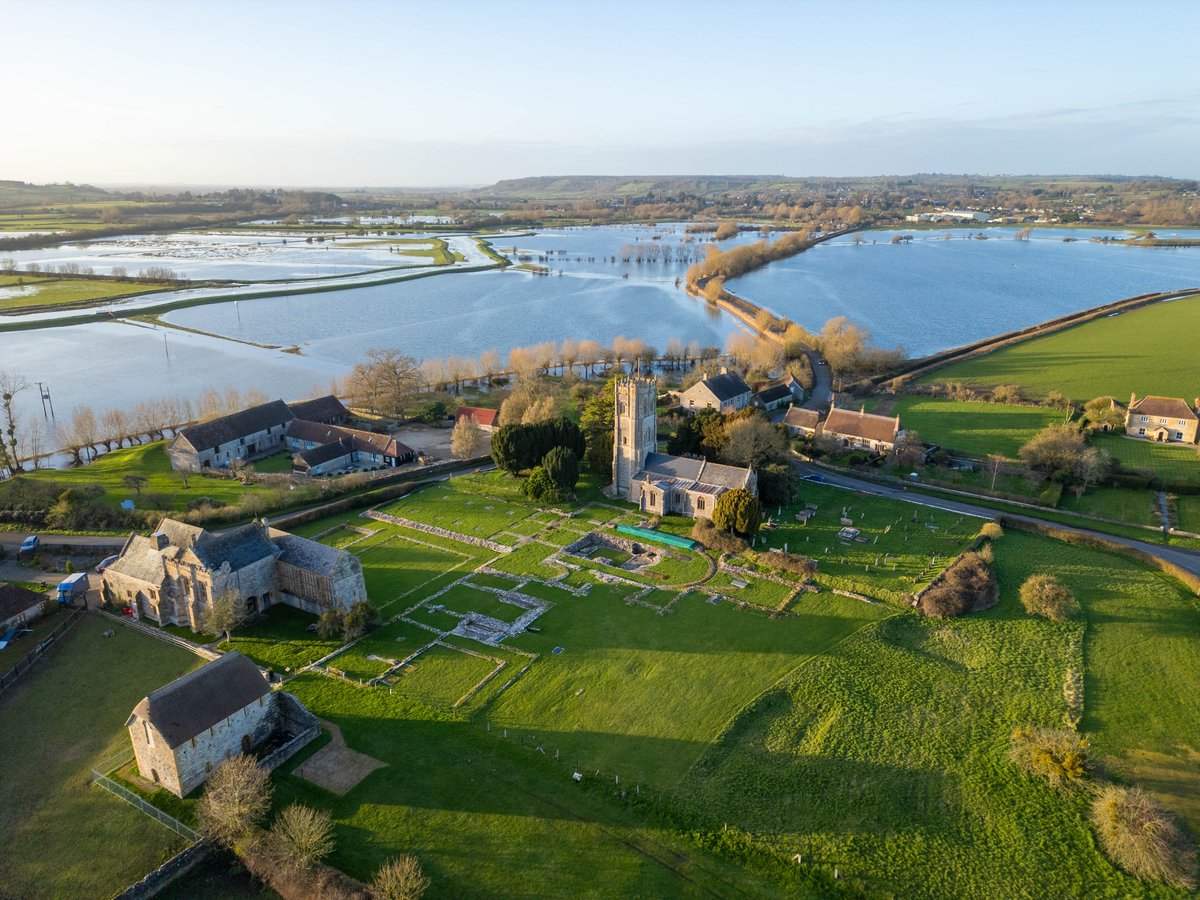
<box><xmin>612</xmin><ymin>376</ymin><xmax>657</xmax><ymax>499</ymax></box>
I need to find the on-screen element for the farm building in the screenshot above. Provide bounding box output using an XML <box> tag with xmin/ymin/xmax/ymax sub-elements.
<box><xmin>614</xmin><ymin>376</ymin><xmax>756</xmax><ymax>519</ymax></box>
<box><xmin>167</xmin><ymin>400</ymin><xmax>294</xmax><ymax>471</ymax></box>
<box><xmin>126</xmin><ymin>651</ymin><xmax>275</xmax><ymax>798</ymax></box>
<box><xmin>286</xmin><ymin>420</ymin><xmax>415</xmax><ymax>474</ymax></box>
<box><xmin>0</xmin><ymin>583</ymin><xmax>45</xmax><ymax>632</ymax></box>
<box><xmin>1124</xmin><ymin>394</ymin><xmax>1199</xmax><ymax>444</ymax></box>
<box><xmin>753</xmin><ymin>375</ymin><xmax>805</xmax><ymax>411</ymax></box>
<box><xmin>455</xmin><ymin>405</ymin><xmax>500</xmax><ymax>433</ymax></box>
<box><xmin>102</xmin><ymin>517</ymin><xmax>367</xmax><ymax>629</ymax></box>
<box><xmin>679</xmin><ymin>368</ymin><xmax>753</xmax><ymax>415</ymax></box>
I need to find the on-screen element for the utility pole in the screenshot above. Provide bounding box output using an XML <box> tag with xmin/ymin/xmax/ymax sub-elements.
<box><xmin>36</xmin><ymin>381</ymin><xmax>54</xmax><ymax>419</ymax></box>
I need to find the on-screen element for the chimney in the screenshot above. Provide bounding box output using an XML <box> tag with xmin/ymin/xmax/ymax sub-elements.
<box><xmin>152</xmin><ymin>531</ymin><xmax>168</xmax><ymax>550</ymax></box>
<box><xmin>1130</xmin><ymin>392</ymin><xmax>1137</xmax><ymax>407</ymax></box>
<box><xmin>719</xmin><ymin>366</ymin><xmax>728</xmax><ymax>375</ymax></box>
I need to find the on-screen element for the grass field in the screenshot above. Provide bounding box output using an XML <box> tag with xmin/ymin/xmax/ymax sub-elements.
<box><xmin>891</xmin><ymin>396</ymin><xmax>1069</xmax><ymax>458</ymax></box>
<box><xmin>918</xmin><ymin>291</ymin><xmax>1200</xmax><ymax>402</ymax></box>
<box><xmin>1058</xmin><ymin>485</ymin><xmax>1160</xmax><ymax>525</ymax></box>
<box><xmin>377</xmin><ymin>480</ymin><xmax>538</xmax><ymax>538</ymax></box>
<box><xmin>1093</xmin><ymin>432</ymin><xmax>1200</xmax><ymax>486</ymax></box>
<box><xmin>0</xmin><ymin>274</ymin><xmax>165</xmax><ymax>312</ymax></box>
<box><xmin>0</xmin><ymin>615</ymin><xmax>202</xmax><ymax>899</ymax></box>
<box><xmin>220</xmin><ymin>603</ymin><xmax>343</xmax><ymax>673</ymax></box>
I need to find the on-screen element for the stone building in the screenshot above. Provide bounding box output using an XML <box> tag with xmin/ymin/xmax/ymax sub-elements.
<box><xmin>126</xmin><ymin>651</ymin><xmax>275</xmax><ymax>798</ymax></box>
<box><xmin>782</xmin><ymin>405</ymin><xmax>822</xmax><ymax>437</ymax></box>
<box><xmin>1124</xmin><ymin>394</ymin><xmax>1199</xmax><ymax>444</ymax></box>
<box><xmin>679</xmin><ymin>368</ymin><xmax>753</xmax><ymax>415</ymax></box>
<box><xmin>753</xmin><ymin>374</ymin><xmax>805</xmax><ymax>411</ymax></box>
<box><xmin>286</xmin><ymin>419</ymin><xmax>415</xmax><ymax>475</ymax></box>
<box><xmin>613</xmin><ymin>376</ymin><xmax>756</xmax><ymax>520</ymax></box>
<box><xmin>167</xmin><ymin>400</ymin><xmax>295</xmax><ymax>471</ymax></box>
<box><xmin>819</xmin><ymin>404</ymin><xmax>902</xmax><ymax>453</ymax></box>
<box><xmin>102</xmin><ymin>517</ymin><xmax>367</xmax><ymax>628</ymax></box>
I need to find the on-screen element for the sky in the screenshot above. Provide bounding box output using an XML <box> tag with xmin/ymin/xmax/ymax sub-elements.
<box><xmin>3</xmin><ymin>0</ymin><xmax>1199</xmax><ymax>186</ymax></box>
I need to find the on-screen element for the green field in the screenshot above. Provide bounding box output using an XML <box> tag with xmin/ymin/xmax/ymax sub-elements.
<box><xmin>919</xmin><ymin>291</ymin><xmax>1200</xmax><ymax>401</ymax></box>
<box><xmin>1093</xmin><ymin>432</ymin><xmax>1200</xmax><ymax>486</ymax></box>
<box><xmin>0</xmin><ymin>274</ymin><xmax>165</xmax><ymax>312</ymax></box>
<box><xmin>377</xmin><ymin>480</ymin><xmax>538</xmax><ymax>538</ymax></box>
<box><xmin>891</xmin><ymin>396</ymin><xmax>1069</xmax><ymax>458</ymax></box>
<box><xmin>0</xmin><ymin>616</ymin><xmax>202</xmax><ymax>899</ymax></box>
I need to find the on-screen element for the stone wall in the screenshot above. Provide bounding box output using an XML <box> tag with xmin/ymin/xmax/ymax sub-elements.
<box><xmin>115</xmin><ymin>840</ymin><xmax>214</xmax><ymax>900</ymax></box>
<box><xmin>258</xmin><ymin>691</ymin><xmax>321</xmax><ymax>771</ymax></box>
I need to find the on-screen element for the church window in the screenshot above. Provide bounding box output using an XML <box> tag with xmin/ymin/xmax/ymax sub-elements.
<box><xmin>144</xmin><ymin>721</ymin><xmax>153</xmax><ymax>747</ymax></box>
<box><xmin>697</xmin><ymin>497</ymin><xmax>706</xmax><ymax>511</ymax></box>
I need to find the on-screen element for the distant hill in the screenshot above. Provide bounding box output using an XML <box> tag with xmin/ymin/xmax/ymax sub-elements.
<box><xmin>0</xmin><ymin>180</ymin><xmax>113</xmax><ymax>209</ymax></box>
<box><xmin>473</xmin><ymin>175</ymin><xmax>807</xmax><ymax>200</ymax></box>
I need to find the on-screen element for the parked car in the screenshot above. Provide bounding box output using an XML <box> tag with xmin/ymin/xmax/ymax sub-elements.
<box><xmin>801</xmin><ymin>473</ymin><xmax>827</xmax><ymax>484</ymax></box>
<box><xmin>95</xmin><ymin>554</ymin><xmax>119</xmax><ymax>573</ymax></box>
<box><xmin>19</xmin><ymin>535</ymin><xmax>40</xmax><ymax>553</ymax></box>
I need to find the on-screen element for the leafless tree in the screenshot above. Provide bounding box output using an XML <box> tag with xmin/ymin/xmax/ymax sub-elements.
<box><xmin>196</xmin><ymin>755</ymin><xmax>273</xmax><ymax>848</ymax></box>
<box><xmin>371</xmin><ymin>855</ymin><xmax>430</xmax><ymax>900</ymax></box>
<box><xmin>0</xmin><ymin>370</ymin><xmax>30</xmax><ymax>474</ymax></box>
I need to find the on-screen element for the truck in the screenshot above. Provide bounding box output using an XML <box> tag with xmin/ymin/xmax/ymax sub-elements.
<box><xmin>57</xmin><ymin>572</ymin><xmax>90</xmax><ymax>607</ymax></box>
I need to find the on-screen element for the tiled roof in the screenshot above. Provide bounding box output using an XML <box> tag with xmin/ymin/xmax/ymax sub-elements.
<box><xmin>456</xmin><ymin>406</ymin><xmax>499</xmax><ymax>427</ymax></box>
<box><xmin>821</xmin><ymin>406</ymin><xmax>901</xmax><ymax>444</ymax></box>
<box><xmin>174</xmin><ymin>401</ymin><xmax>293</xmax><ymax>453</ymax></box>
<box><xmin>1129</xmin><ymin>395</ymin><xmax>1197</xmax><ymax>421</ymax></box>
<box><xmin>637</xmin><ymin>452</ymin><xmax>753</xmax><ymax>494</ymax></box>
<box><xmin>269</xmin><ymin>529</ymin><xmax>347</xmax><ymax>577</ymax></box>
<box><xmin>287</xmin><ymin>395</ymin><xmax>348</xmax><ymax>423</ymax></box>
<box><xmin>107</xmin><ymin>534</ymin><xmax>169</xmax><ymax>585</ymax></box>
<box><xmin>0</xmin><ymin>583</ymin><xmax>45</xmax><ymax>621</ymax></box>
<box><xmin>129</xmin><ymin>652</ymin><xmax>269</xmax><ymax>749</ymax></box>
<box><xmin>755</xmin><ymin>384</ymin><xmax>794</xmax><ymax>405</ymax></box>
<box><xmin>294</xmin><ymin>439</ymin><xmax>353</xmax><ymax>469</ymax></box>
<box><xmin>287</xmin><ymin>419</ymin><xmax>413</xmax><ymax>460</ymax></box>
<box><xmin>783</xmin><ymin>407</ymin><xmax>821</xmax><ymax>430</ymax></box>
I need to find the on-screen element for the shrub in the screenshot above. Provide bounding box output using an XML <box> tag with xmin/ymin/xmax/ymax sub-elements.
<box><xmin>196</xmin><ymin>755</ymin><xmax>273</xmax><ymax>847</ymax></box>
<box><xmin>919</xmin><ymin>551</ymin><xmax>997</xmax><ymax>617</ymax></box>
<box><xmin>691</xmin><ymin>518</ymin><xmax>748</xmax><ymax>555</ymax></box>
<box><xmin>761</xmin><ymin>551</ymin><xmax>816</xmax><ymax>580</ymax></box>
<box><xmin>523</xmin><ymin>466</ymin><xmax>560</xmax><ymax>503</ymax></box>
<box><xmin>542</xmin><ymin>445</ymin><xmax>580</xmax><ymax>497</ymax></box>
<box><xmin>371</xmin><ymin>854</ymin><xmax>431</xmax><ymax>899</ymax></box>
<box><xmin>268</xmin><ymin>803</ymin><xmax>335</xmax><ymax>874</ymax></box>
<box><xmin>978</xmin><ymin>521</ymin><xmax>1004</xmax><ymax>541</ymax></box>
<box><xmin>712</xmin><ymin>488</ymin><xmax>762</xmax><ymax>538</ymax></box>
<box><xmin>1019</xmin><ymin>574</ymin><xmax>1079</xmax><ymax>622</ymax></box>
<box><xmin>1090</xmin><ymin>785</ymin><xmax>1197</xmax><ymax>889</ymax></box>
<box><xmin>1009</xmin><ymin>726</ymin><xmax>1089</xmax><ymax>787</ymax></box>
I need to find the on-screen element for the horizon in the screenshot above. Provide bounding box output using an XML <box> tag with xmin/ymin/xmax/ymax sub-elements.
<box><xmin>4</xmin><ymin>0</ymin><xmax>1199</xmax><ymax>185</ymax></box>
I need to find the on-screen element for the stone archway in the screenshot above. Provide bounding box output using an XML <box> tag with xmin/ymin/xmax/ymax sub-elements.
<box><xmin>245</xmin><ymin>595</ymin><xmax>259</xmax><ymax>613</ymax></box>
<box><xmin>241</xmin><ymin>734</ymin><xmax>253</xmax><ymax>754</ymax></box>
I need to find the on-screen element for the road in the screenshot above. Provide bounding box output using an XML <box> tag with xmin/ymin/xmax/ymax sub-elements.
<box><xmin>800</xmin><ymin>348</ymin><xmax>832</xmax><ymax>410</ymax></box>
<box><xmin>793</xmin><ymin>461</ymin><xmax>1200</xmax><ymax>581</ymax></box>
<box><xmin>0</xmin><ymin>532</ymin><xmax>126</xmax><ymax>550</ymax></box>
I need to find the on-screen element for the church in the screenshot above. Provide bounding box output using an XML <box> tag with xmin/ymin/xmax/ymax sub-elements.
<box><xmin>612</xmin><ymin>376</ymin><xmax>756</xmax><ymax>520</ymax></box>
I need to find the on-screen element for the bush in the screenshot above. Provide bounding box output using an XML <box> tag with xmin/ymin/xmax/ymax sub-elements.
<box><xmin>371</xmin><ymin>854</ymin><xmax>430</xmax><ymax>899</ymax></box>
<box><xmin>919</xmin><ymin>551</ymin><xmax>997</xmax><ymax>617</ymax></box>
<box><xmin>1091</xmin><ymin>785</ymin><xmax>1197</xmax><ymax>889</ymax></box>
<box><xmin>691</xmin><ymin>518</ymin><xmax>748</xmax><ymax>555</ymax></box>
<box><xmin>712</xmin><ymin>488</ymin><xmax>762</xmax><ymax>538</ymax></box>
<box><xmin>760</xmin><ymin>551</ymin><xmax>816</xmax><ymax>580</ymax></box>
<box><xmin>978</xmin><ymin>521</ymin><xmax>1004</xmax><ymax>541</ymax></box>
<box><xmin>1019</xmin><ymin>574</ymin><xmax>1080</xmax><ymax>622</ymax></box>
<box><xmin>1009</xmin><ymin>726</ymin><xmax>1089</xmax><ymax>787</ymax></box>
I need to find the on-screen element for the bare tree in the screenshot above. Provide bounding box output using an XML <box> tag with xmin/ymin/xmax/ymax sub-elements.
<box><xmin>450</xmin><ymin>415</ymin><xmax>487</xmax><ymax>460</ymax></box>
<box><xmin>19</xmin><ymin>417</ymin><xmax>46</xmax><ymax>470</ymax></box>
<box><xmin>69</xmin><ymin>405</ymin><xmax>100</xmax><ymax>462</ymax></box>
<box><xmin>207</xmin><ymin>589</ymin><xmax>249</xmax><ymax>643</ymax></box>
<box><xmin>269</xmin><ymin>803</ymin><xmax>335</xmax><ymax>874</ymax></box>
<box><xmin>478</xmin><ymin>349</ymin><xmax>503</xmax><ymax>384</ymax></box>
<box><xmin>196</xmin><ymin>755</ymin><xmax>273</xmax><ymax>848</ymax></box>
<box><xmin>371</xmin><ymin>855</ymin><xmax>430</xmax><ymax>900</ymax></box>
<box><xmin>0</xmin><ymin>370</ymin><xmax>29</xmax><ymax>474</ymax></box>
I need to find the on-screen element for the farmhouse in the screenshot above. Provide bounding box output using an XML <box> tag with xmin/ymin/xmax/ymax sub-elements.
<box><xmin>0</xmin><ymin>583</ymin><xmax>45</xmax><ymax>632</ymax></box>
<box><xmin>286</xmin><ymin>420</ymin><xmax>415</xmax><ymax>475</ymax></box>
<box><xmin>126</xmin><ymin>651</ymin><xmax>275</xmax><ymax>797</ymax></box>
<box><xmin>820</xmin><ymin>404</ymin><xmax>902</xmax><ymax>452</ymax></box>
<box><xmin>782</xmin><ymin>405</ymin><xmax>822</xmax><ymax>437</ymax></box>
<box><xmin>1124</xmin><ymin>393</ymin><xmax>1199</xmax><ymax>444</ymax></box>
<box><xmin>102</xmin><ymin>516</ymin><xmax>367</xmax><ymax>629</ymax></box>
<box><xmin>614</xmin><ymin>376</ymin><xmax>756</xmax><ymax>519</ymax></box>
<box><xmin>679</xmin><ymin>368</ymin><xmax>753</xmax><ymax>414</ymax></box>
<box><xmin>456</xmin><ymin>405</ymin><xmax>500</xmax><ymax>433</ymax></box>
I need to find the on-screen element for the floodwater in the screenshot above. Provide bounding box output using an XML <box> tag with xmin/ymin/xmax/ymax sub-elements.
<box><xmin>729</xmin><ymin>227</ymin><xmax>1200</xmax><ymax>356</ymax></box>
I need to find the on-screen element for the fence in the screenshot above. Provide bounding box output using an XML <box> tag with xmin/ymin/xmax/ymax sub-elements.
<box><xmin>90</xmin><ymin>766</ymin><xmax>198</xmax><ymax>843</ymax></box>
<box><xmin>0</xmin><ymin>608</ymin><xmax>85</xmax><ymax>698</ymax></box>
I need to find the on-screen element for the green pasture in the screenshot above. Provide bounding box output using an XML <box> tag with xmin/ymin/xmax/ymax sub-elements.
<box><xmin>376</xmin><ymin>480</ymin><xmax>538</xmax><ymax>538</ymax></box>
<box><xmin>891</xmin><ymin>396</ymin><xmax>1069</xmax><ymax>458</ymax></box>
<box><xmin>1093</xmin><ymin>432</ymin><xmax>1200</xmax><ymax>486</ymax></box>
<box><xmin>0</xmin><ymin>616</ymin><xmax>200</xmax><ymax>899</ymax></box>
<box><xmin>0</xmin><ymin>274</ymin><xmax>165</xmax><ymax>312</ymax></box>
<box><xmin>918</xmin><ymin>291</ymin><xmax>1200</xmax><ymax>401</ymax></box>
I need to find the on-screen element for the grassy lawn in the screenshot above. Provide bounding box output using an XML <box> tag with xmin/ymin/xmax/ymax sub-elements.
<box><xmin>917</xmin><ymin>290</ymin><xmax>1200</xmax><ymax>402</ymax></box>
<box><xmin>891</xmin><ymin>396</ymin><xmax>1069</xmax><ymax>458</ymax></box>
<box><xmin>1058</xmin><ymin>485</ymin><xmax>1160</xmax><ymax>525</ymax></box>
<box><xmin>434</xmin><ymin>584</ymin><xmax>528</xmax><ymax>623</ymax></box>
<box><xmin>678</xmin><ymin>530</ymin><xmax>1197</xmax><ymax>897</ymax></box>
<box><xmin>1174</xmin><ymin>494</ymin><xmax>1200</xmax><ymax>532</ymax></box>
<box><xmin>220</xmin><ymin>603</ymin><xmax>342</xmax><ymax>673</ymax></box>
<box><xmin>355</xmin><ymin>533</ymin><xmax>484</xmax><ymax>614</ymax></box>
<box><xmin>377</xmin><ymin>480</ymin><xmax>537</xmax><ymax>538</ymax></box>
<box><xmin>1093</xmin><ymin>432</ymin><xmax>1200</xmax><ymax>487</ymax></box>
<box><xmin>0</xmin><ymin>604</ymin><xmax>61</xmax><ymax>676</ymax></box>
<box><xmin>1</xmin><ymin>441</ymin><xmax>278</xmax><ymax>512</ymax></box>
<box><xmin>0</xmin><ymin>274</ymin><xmax>165</xmax><ymax>311</ymax></box>
<box><xmin>326</xmin><ymin>618</ymin><xmax>436</xmax><ymax>681</ymax></box>
<box><xmin>0</xmin><ymin>615</ymin><xmax>202</xmax><ymax>899</ymax></box>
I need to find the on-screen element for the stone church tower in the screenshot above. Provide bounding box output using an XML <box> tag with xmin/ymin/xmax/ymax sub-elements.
<box><xmin>612</xmin><ymin>376</ymin><xmax>657</xmax><ymax>498</ymax></box>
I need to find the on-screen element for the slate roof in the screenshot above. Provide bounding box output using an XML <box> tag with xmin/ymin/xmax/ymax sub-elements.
<box><xmin>456</xmin><ymin>405</ymin><xmax>499</xmax><ymax>427</ymax></box>
<box><xmin>106</xmin><ymin>535</ymin><xmax>169</xmax><ymax>585</ymax></box>
<box><xmin>287</xmin><ymin>419</ymin><xmax>413</xmax><ymax>460</ymax></box>
<box><xmin>754</xmin><ymin>384</ymin><xmax>794</xmax><ymax>405</ymax></box>
<box><xmin>287</xmin><ymin>395</ymin><xmax>348</xmax><ymax>424</ymax></box>
<box><xmin>637</xmin><ymin>452</ymin><xmax>753</xmax><ymax>495</ymax></box>
<box><xmin>783</xmin><ymin>407</ymin><xmax>822</xmax><ymax>431</ymax></box>
<box><xmin>821</xmin><ymin>406</ymin><xmax>901</xmax><ymax>444</ymax></box>
<box><xmin>1128</xmin><ymin>395</ymin><xmax>1197</xmax><ymax>421</ymax></box>
<box><xmin>175</xmin><ymin>400</ymin><xmax>293</xmax><ymax>452</ymax></box>
<box><xmin>697</xmin><ymin>371</ymin><xmax>752</xmax><ymax>403</ymax></box>
<box><xmin>0</xmin><ymin>583</ymin><xmax>45</xmax><ymax>621</ymax></box>
<box><xmin>129</xmin><ymin>651</ymin><xmax>270</xmax><ymax>749</ymax></box>
<box><xmin>294</xmin><ymin>439</ymin><xmax>353</xmax><ymax>469</ymax></box>
<box><xmin>269</xmin><ymin>529</ymin><xmax>347</xmax><ymax>577</ymax></box>
<box><xmin>190</xmin><ymin>523</ymin><xmax>278</xmax><ymax>572</ymax></box>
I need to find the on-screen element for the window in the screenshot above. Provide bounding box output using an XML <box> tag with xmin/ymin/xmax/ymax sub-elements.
<box><xmin>648</xmin><ymin>493</ymin><xmax>656</xmax><ymax>507</ymax></box>
<box><xmin>697</xmin><ymin>497</ymin><xmax>705</xmax><ymax>511</ymax></box>
<box><xmin>1141</xmin><ymin>416</ymin><xmax>1148</xmax><ymax>423</ymax></box>
<box><xmin>1179</xmin><ymin>420</ymin><xmax>1187</xmax><ymax>427</ymax></box>
<box><xmin>1160</xmin><ymin>418</ymin><xmax>1168</xmax><ymax>424</ymax></box>
<box><xmin>191</xmin><ymin>737</ymin><xmax>196</xmax><ymax>748</ymax></box>
<box><xmin>1138</xmin><ymin>428</ymin><xmax>1146</xmax><ymax>435</ymax></box>
<box><xmin>144</xmin><ymin>721</ymin><xmax>153</xmax><ymax>747</ymax></box>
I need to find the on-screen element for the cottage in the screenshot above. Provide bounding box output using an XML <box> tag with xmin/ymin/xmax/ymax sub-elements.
<box><xmin>126</xmin><ymin>651</ymin><xmax>274</xmax><ymax>798</ymax></box>
<box><xmin>820</xmin><ymin>404</ymin><xmax>902</xmax><ymax>452</ymax></box>
<box><xmin>286</xmin><ymin>420</ymin><xmax>415</xmax><ymax>474</ymax></box>
<box><xmin>753</xmin><ymin>374</ymin><xmax>805</xmax><ymax>411</ymax></box>
<box><xmin>0</xmin><ymin>583</ymin><xmax>45</xmax><ymax>632</ymax></box>
<box><xmin>613</xmin><ymin>376</ymin><xmax>756</xmax><ymax>520</ymax></box>
<box><xmin>102</xmin><ymin>517</ymin><xmax>367</xmax><ymax>629</ymax></box>
<box><xmin>287</xmin><ymin>395</ymin><xmax>349</xmax><ymax>426</ymax></box>
<box><xmin>167</xmin><ymin>400</ymin><xmax>294</xmax><ymax>471</ymax></box>
<box><xmin>782</xmin><ymin>405</ymin><xmax>822</xmax><ymax>437</ymax></box>
<box><xmin>679</xmin><ymin>368</ymin><xmax>753</xmax><ymax>415</ymax></box>
<box><xmin>1124</xmin><ymin>394</ymin><xmax>1199</xmax><ymax>444</ymax></box>
<box><xmin>455</xmin><ymin>405</ymin><xmax>500</xmax><ymax>433</ymax></box>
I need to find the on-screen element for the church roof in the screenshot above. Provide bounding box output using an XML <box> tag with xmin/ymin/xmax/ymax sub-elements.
<box><xmin>269</xmin><ymin>529</ymin><xmax>347</xmax><ymax>577</ymax></box>
<box><xmin>106</xmin><ymin>535</ymin><xmax>169</xmax><ymax>585</ymax></box>
<box><xmin>637</xmin><ymin>452</ymin><xmax>753</xmax><ymax>495</ymax></box>
<box><xmin>129</xmin><ymin>651</ymin><xmax>270</xmax><ymax>749</ymax></box>
<box><xmin>190</xmin><ymin>523</ymin><xmax>278</xmax><ymax>572</ymax></box>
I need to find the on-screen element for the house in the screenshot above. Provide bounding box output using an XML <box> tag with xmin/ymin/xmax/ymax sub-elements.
<box><xmin>613</xmin><ymin>376</ymin><xmax>756</xmax><ymax>519</ymax></box>
<box><xmin>819</xmin><ymin>404</ymin><xmax>902</xmax><ymax>452</ymax></box>
<box><xmin>126</xmin><ymin>651</ymin><xmax>275</xmax><ymax>798</ymax></box>
<box><xmin>167</xmin><ymin>400</ymin><xmax>294</xmax><ymax>471</ymax></box>
<box><xmin>1124</xmin><ymin>394</ymin><xmax>1199</xmax><ymax>444</ymax></box>
<box><xmin>782</xmin><ymin>405</ymin><xmax>822</xmax><ymax>437</ymax></box>
<box><xmin>287</xmin><ymin>395</ymin><xmax>349</xmax><ymax>426</ymax></box>
<box><xmin>753</xmin><ymin>375</ymin><xmax>804</xmax><ymax>411</ymax></box>
<box><xmin>456</xmin><ymin>405</ymin><xmax>500</xmax><ymax>433</ymax></box>
<box><xmin>285</xmin><ymin>420</ymin><xmax>415</xmax><ymax>475</ymax></box>
<box><xmin>679</xmin><ymin>368</ymin><xmax>753</xmax><ymax>415</ymax></box>
<box><xmin>102</xmin><ymin>517</ymin><xmax>368</xmax><ymax>629</ymax></box>
<box><xmin>0</xmin><ymin>583</ymin><xmax>45</xmax><ymax>632</ymax></box>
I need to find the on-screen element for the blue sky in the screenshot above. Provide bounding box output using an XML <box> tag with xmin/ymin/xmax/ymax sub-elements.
<box><xmin>4</xmin><ymin>0</ymin><xmax>1198</xmax><ymax>185</ymax></box>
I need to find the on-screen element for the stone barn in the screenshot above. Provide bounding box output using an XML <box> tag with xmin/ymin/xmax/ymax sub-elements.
<box><xmin>126</xmin><ymin>651</ymin><xmax>274</xmax><ymax>798</ymax></box>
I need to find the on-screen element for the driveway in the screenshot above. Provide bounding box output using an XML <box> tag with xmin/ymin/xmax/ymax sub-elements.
<box><xmin>801</xmin><ymin>348</ymin><xmax>832</xmax><ymax>410</ymax></box>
